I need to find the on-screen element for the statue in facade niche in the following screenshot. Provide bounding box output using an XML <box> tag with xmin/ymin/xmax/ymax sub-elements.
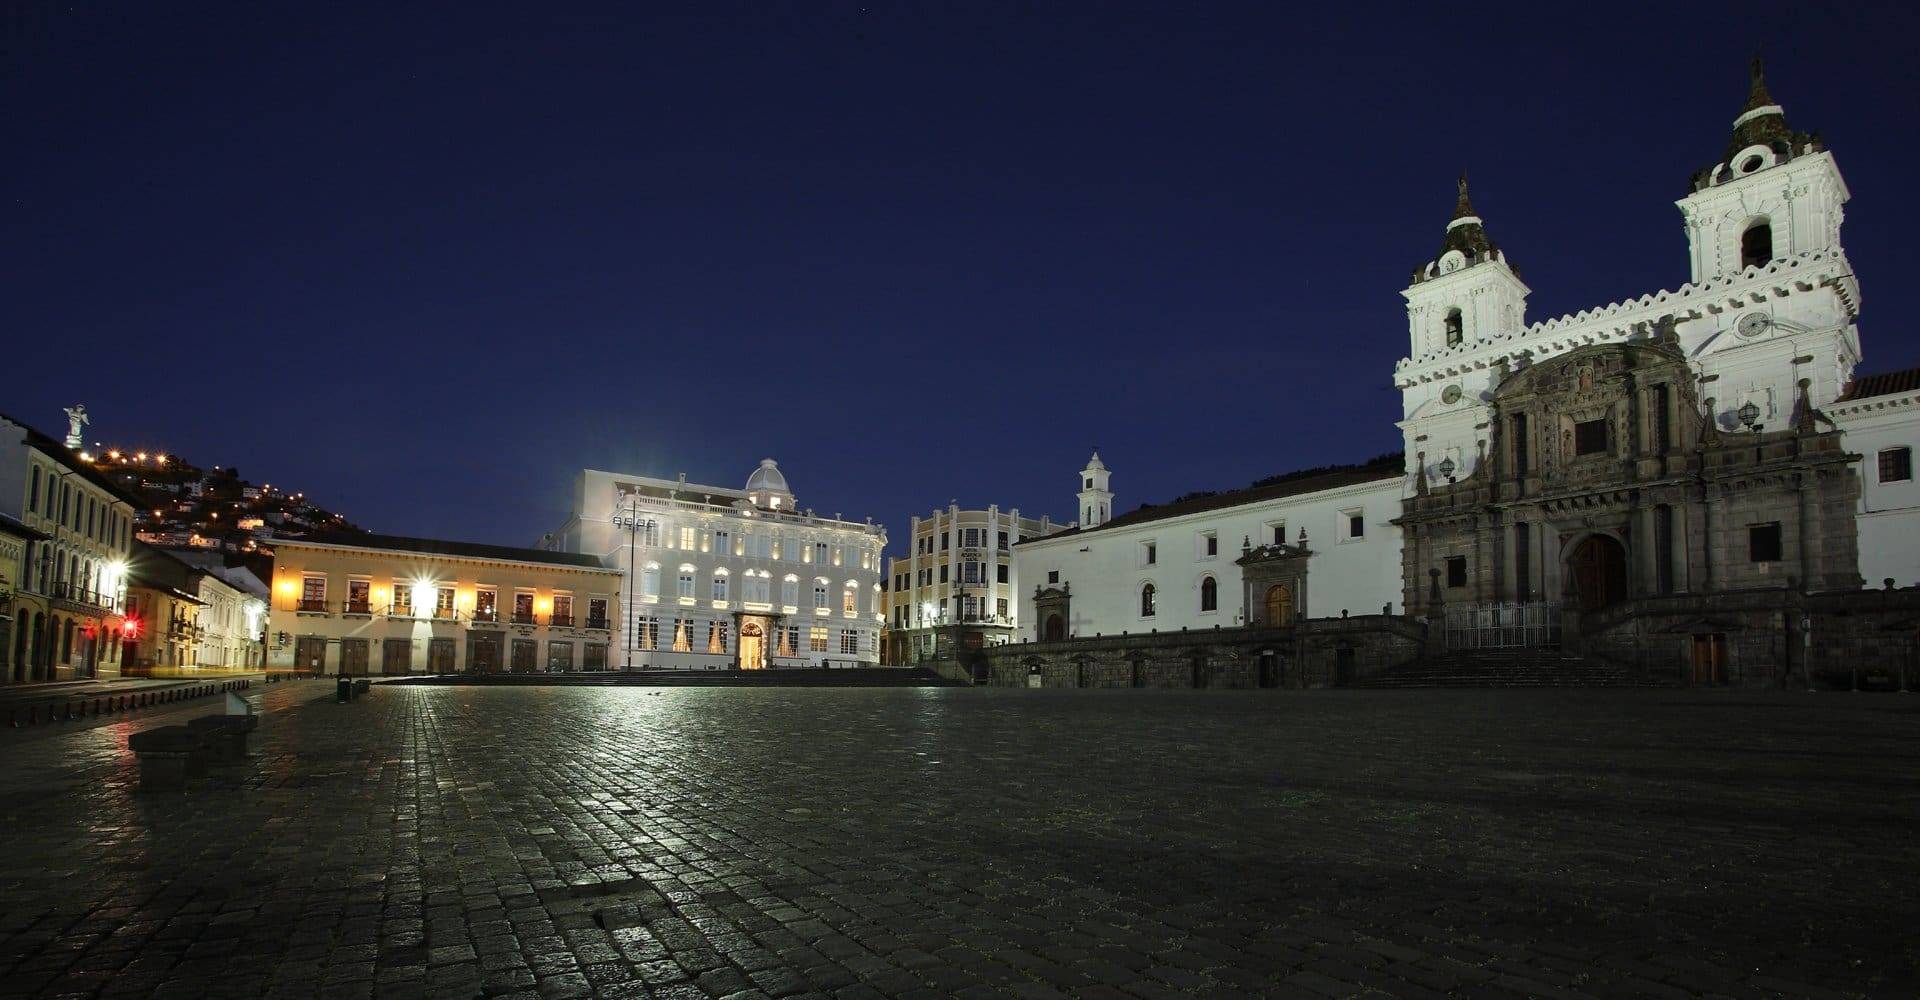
<box><xmin>62</xmin><ymin>404</ymin><xmax>88</xmax><ymax>450</ymax></box>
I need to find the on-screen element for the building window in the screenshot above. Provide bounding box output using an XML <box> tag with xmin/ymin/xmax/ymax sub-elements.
<box><xmin>636</xmin><ymin>616</ymin><xmax>659</xmax><ymax>650</ymax></box>
<box><xmin>1199</xmin><ymin>576</ymin><xmax>1217</xmax><ymax>613</ymax></box>
<box><xmin>962</xmin><ymin>528</ymin><xmax>982</xmax><ymax>548</ymax></box>
<box><xmin>779</xmin><ymin>627</ymin><xmax>799</xmax><ymax>656</ymax></box>
<box><xmin>677</xmin><ymin>567</ymin><xmax>696</xmax><ymax>599</ymax></box>
<box><xmin>939</xmin><ymin>565</ymin><xmax>948</xmax><ymax>583</ymax></box>
<box><xmin>1340</xmin><ymin>509</ymin><xmax>1365</xmax><ymax>542</ymax></box>
<box><xmin>672</xmin><ymin>618</ymin><xmax>694</xmax><ymax>652</ymax></box>
<box><xmin>1142</xmin><ymin>541</ymin><xmax>1157</xmax><ymax>566</ymax></box>
<box><xmin>512</xmin><ymin>591</ymin><xmax>535</xmax><ymax>624</ymax></box>
<box><xmin>584</xmin><ymin>643</ymin><xmax>607</xmax><ymax>669</ymax></box>
<box><xmin>678</xmin><ymin>525</ymin><xmax>695</xmax><ymax>549</ymax></box>
<box><xmin>711</xmin><ymin>529</ymin><xmax>730</xmax><ymax>555</ymax></box>
<box><xmin>996</xmin><ymin>597</ymin><xmax>1009</xmax><ymax>619</ymax></box>
<box><xmin>1512</xmin><ymin>413</ymin><xmax>1530</xmax><ymax>478</ymax></box>
<box><xmin>1880</xmin><ymin>447</ymin><xmax>1913</xmax><ymax>483</ymax></box>
<box><xmin>997</xmin><ymin>531</ymin><xmax>1009</xmax><ymax>551</ymax></box>
<box><xmin>782</xmin><ymin>575</ymin><xmax>799</xmax><ymax>606</ymax></box>
<box><xmin>1654</xmin><ymin>506</ymin><xmax>1675</xmax><ymax>595</ymax></box>
<box><xmin>996</xmin><ymin>564</ymin><xmax>1009</xmax><ymax>584</ymax></box>
<box><xmin>1140</xmin><ymin>583</ymin><xmax>1156</xmax><ymax>617</ymax></box>
<box><xmin>552</xmin><ymin>594</ymin><xmax>573</xmax><ymax>626</ymax></box>
<box><xmin>1445</xmin><ymin>307</ymin><xmax>1463</xmax><ymax>347</ymax></box>
<box><xmin>346</xmin><ymin>580</ymin><xmax>372</xmax><ymax>614</ymax></box>
<box><xmin>809</xmin><ymin>626</ymin><xmax>829</xmax><ymax>653</ymax></box>
<box><xmin>390</xmin><ymin>581</ymin><xmax>413</xmax><ymax>616</ymax></box>
<box><xmin>546</xmin><ymin>642</ymin><xmax>574</xmax><ymax>672</ymax></box>
<box><xmin>1446</xmin><ymin>556</ymin><xmax>1467</xmax><ymax>589</ymax></box>
<box><xmin>437</xmin><ymin>587</ymin><xmax>457</xmax><ymax>619</ymax></box>
<box><xmin>1198</xmin><ymin>531</ymin><xmax>1217</xmax><ymax>559</ymax></box>
<box><xmin>1749</xmin><ymin>523</ymin><xmax>1783</xmax><ymax>563</ymax></box>
<box><xmin>711</xmin><ymin>571</ymin><xmax>729</xmax><ymax>602</ymax></box>
<box><xmin>640</xmin><ymin>563</ymin><xmax>661</xmax><ymax>599</ymax></box>
<box><xmin>639</xmin><ymin>519</ymin><xmax>660</xmax><ymax>545</ymax></box>
<box><xmin>815</xmin><ymin>542</ymin><xmax>830</xmax><ymax>563</ymax></box>
<box><xmin>28</xmin><ymin>465</ymin><xmax>39</xmax><ymax>514</ymax></box>
<box><xmin>1047</xmin><ymin>570</ymin><xmax>1059</xmax><ymax>584</ymax></box>
<box><xmin>473</xmin><ymin>588</ymin><xmax>498</xmax><ymax>622</ymax></box>
<box><xmin>586</xmin><ymin>596</ymin><xmax>607</xmax><ymax>628</ymax></box>
<box><xmin>707</xmin><ymin>621</ymin><xmax>729</xmax><ymax>654</ymax></box>
<box><xmin>842</xmin><ymin>583</ymin><xmax>857</xmax><ymax>614</ymax></box>
<box><xmin>1741</xmin><ymin>219</ymin><xmax>1772</xmax><ymax>269</ymax></box>
<box><xmin>299</xmin><ymin>575</ymin><xmax>326</xmax><ymax>610</ymax></box>
<box><xmin>1267</xmin><ymin>522</ymin><xmax>1286</xmax><ymax>546</ymax></box>
<box><xmin>1653</xmin><ymin>384</ymin><xmax>1672</xmax><ymax>453</ymax></box>
<box><xmin>1574</xmin><ymin>418</ymin><xmax>1608</xmax><ymax>456</ymax></box>
<box><xmin>839</xmin><ymin>629</ymin><xmax>858</xmax><ymax>655</ymax></box>
<box><xmin>813</xmin><ymin>580</ymin><xmax>829</xmax><ymax>610</ymax></box>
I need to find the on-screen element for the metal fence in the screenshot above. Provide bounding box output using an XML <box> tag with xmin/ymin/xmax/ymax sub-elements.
<box><xmin>1444</xmin><ymin>601</ymin><xmax>1563</xmax><ymax>649</ymax></box>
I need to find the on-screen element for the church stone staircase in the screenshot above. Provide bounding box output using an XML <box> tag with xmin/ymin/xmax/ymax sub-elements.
<box><xmin>1358</xmin><ymin>649</ymin><xmax>1667</xmax><ymax>689</ymax></box>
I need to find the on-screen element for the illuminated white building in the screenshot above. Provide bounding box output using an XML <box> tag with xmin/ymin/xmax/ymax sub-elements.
<box><xmin>884</xmin><ymin>503</ymin><xmax>1064</xmax><ymax>663</ymax></box>
<box><xmin>541</xmin><ymin>460</ymin><xmax>887</xmax><ymax>669</ymax></box>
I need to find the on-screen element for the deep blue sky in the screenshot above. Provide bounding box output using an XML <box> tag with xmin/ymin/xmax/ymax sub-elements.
<box><xmin>7</xmin><ymin>2</ymin><xmax>1918</xmax><ymax>551</ymax></box>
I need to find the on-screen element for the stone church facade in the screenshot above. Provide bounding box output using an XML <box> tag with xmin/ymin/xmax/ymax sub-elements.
<box><xmin>985</xmin><ymin>60</ymin><xmax>1918</xmax><ymax>690</ymax></box>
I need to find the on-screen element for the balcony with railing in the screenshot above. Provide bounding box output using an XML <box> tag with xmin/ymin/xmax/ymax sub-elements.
<box><xmin>510</xmin><ymin>611</ymin><xmax>537</xmax><ymax>626</ymax></box>
<box><xmin>343</xmin><ymin>600</ymin><xmax>374</xmax><ymax>617</ymax></box>
<box><xmin>471</xmin><ymin>608</ymin><xmax>501</xmax><ymax>625</ymax></box>
<box><xmin>585</xmin><ymin>616</ymin><xmax>611</xmax><ymax>631</ymax></box>
<box><xmin>48</xmin><ymin>581</ymin><xmax>121</xmax><ymax>615</ymax></box>
<box><xmin>549</xmin><ymin>613</ymin><xmax>575</xmax><ymax>627</ymax></box>
<box><xmin>295</xmin><ymin>598</ymin><xmax>330</xmax><ymax>615</ymax></box>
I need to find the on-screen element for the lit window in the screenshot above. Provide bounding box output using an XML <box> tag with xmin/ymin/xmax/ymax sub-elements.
<box><xmin>707</xmin><ymin>620</ymin><xmax>729</xmax><ymax>653</ymax></box>
<box><xmin>711</xmin><ymin>571</ymin><xmax>730</xmax><ymax>602</ymax></box>
<box><xmin>672</xmin><ymin>618</ymin><xmax>693</xmax><ymax>652</ymax></box>
<box><xmin>636</xmin><ymin>616</ymin><xmax>659</xmax><ymax>649</ymax></box>
<box><xmin>1140</xmin><ymin>582</ymin><xmax>1156</xmax><ymax>617</ymax></box>
<box><xmin>839</xmin><ymin>629</ymin><xmax>858</xmax><ymax>655</ymax></box>
<box><xmin>677</xmin><ymin>567</ymin><xmax>696</xmax><ymax>599</ymax></box>
<box><xmin>842</xmin><ymin>583</ymin><xmax>858</xmax><ymax>614</ymax></box>
<box><xmin>809</xmin><ymin>627</ymin><xmax>829</xmax><ymax>652</ymax></box>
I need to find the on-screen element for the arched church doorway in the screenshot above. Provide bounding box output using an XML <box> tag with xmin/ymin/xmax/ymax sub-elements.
<box><xmin>1042</xmin><ymin>614</ymin><xmax>1065</xmax><ymax>642</ymax></box>
<box><xmin>1265</xmin><ymin>586</ymin><xmax>1293</xmax><ymax>627</ymax></box>
<box><xmin>1568</xmin><ymin>535</ymin><xmax>1629</xmax><ymax>612</ymax></box>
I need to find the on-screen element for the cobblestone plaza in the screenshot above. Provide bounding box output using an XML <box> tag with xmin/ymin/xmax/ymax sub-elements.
<box><xmin>0</xmin><ymin>684</ymin><xmax>1914</xmax><ymax>998</ymax></box>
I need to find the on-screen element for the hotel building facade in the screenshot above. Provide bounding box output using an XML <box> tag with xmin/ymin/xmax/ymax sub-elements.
<box><xmin>540</xmin><ymin>460</ymin><xmax>886</xmax><ymax>669</ymax></box>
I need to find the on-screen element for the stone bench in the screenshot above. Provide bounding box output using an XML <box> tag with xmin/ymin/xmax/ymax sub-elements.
<box><xmin>127</xmin><ymin>726</ymin><xmax>210</xmax><ymax>791</ymax></box>
<box><xmin>188</xmin><ymin>714</ymin><xmax>258</xmax><ymax>763</ymax></box>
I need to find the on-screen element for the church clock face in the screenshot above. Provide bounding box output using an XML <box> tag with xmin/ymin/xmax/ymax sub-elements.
<box><xmin>1439</xmin><ymin>250</ymin><xmax>1466</xmax><ymax>274</ymax></box>
<box><xmin>1736</xmin><ymin>312</ymin><xmax>1771</xmax><ymax>339</ymax></box>
<box><xmin>1441</xmin><ymin>385</ymin><xmax>1463</xmax><ymax>405</ymax></box>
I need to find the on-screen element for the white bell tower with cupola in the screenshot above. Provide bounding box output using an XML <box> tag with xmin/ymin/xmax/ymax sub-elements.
<box><xmin>1678</xmin><ymin>57</ymin><xmax>1849</xmax><ymax>285</ymax></box>
<box><xmin>1395</xmin><ymin>174</ymin><xmax>1531</xmax><ymax>487</ymax></box>
<box><xmin>1077</xmin><ymin>451</ymin><xmax>1113</xmax><ymax>529</ymax></box>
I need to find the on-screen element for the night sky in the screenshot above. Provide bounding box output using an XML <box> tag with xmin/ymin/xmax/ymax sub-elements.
<box><xmin>7</xmin><ymin>2</ymin><xmax>1918</xmax><ymax>552</ymax></box>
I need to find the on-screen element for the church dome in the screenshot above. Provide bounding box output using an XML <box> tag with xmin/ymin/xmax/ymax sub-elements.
<box><xmin>745</xmin><ymin>458</ymin><xmax>795</xmax><ymax>510</ymax></box>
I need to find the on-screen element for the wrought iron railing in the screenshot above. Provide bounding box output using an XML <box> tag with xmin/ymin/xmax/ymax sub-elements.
<box><xmin>1444</xmin><ymin>601</ymin><xmax>1562</xmax><ymax>649</ymax></box>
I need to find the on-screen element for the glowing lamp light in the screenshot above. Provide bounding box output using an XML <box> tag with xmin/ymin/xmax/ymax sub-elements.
<box><xmin>535</xmin><ymin>596</ymin><xmax>552</xmax><ymax>614</ymax></box>
<box><xmin>121</xmin><ymin>619</ymin><xmax>141</xmax><ymax>638</ymax></box>
<box><xmin>410</xmin><ymin>582</ymin><xmax>436</xmax><ymax>612</ymax></box>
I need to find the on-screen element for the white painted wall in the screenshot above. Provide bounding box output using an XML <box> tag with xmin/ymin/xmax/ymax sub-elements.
<box><xmin>1831</xmin><ymin>392</ymin><xmax>1920</xmax><ymax>589</ymax></box>
<box><xmin>1015</xmin><ymin>476</ymin><xmax>1405</xmax><ymax>641</ymax></box>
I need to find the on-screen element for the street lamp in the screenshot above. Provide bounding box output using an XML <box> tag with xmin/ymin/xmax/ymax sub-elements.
<box><xmin>616</xmin><ymin>495</ymin><xmax>640</xmax><ymax>672</ymax></box>
<box><xmin>1737</xmin><ymin>400</ymin><xmax>1762</xmax><ymax>433</ymax></box>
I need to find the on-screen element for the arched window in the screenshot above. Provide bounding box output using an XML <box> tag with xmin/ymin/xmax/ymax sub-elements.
<box><xmin>781</xmin><ymin>574</ymin><xmax>799</xmax><ymax>607</ymax></box>
<box><xmin>1444</xmin><ymin>308</ymin><xmax>1463</xmax><ymax>347</ymax></box>
<box><xmin>1741</xmin><ymin>219</ymin><xmax>1772</xmax><ymax>269</ymax></box>
<box><xmin>676</xmin><ymin>565</ymin><xmax>696</xmax><ymax>599</ymax></box>
<box><xmin>1140</xmin><ymin>583</ymin><xmax>1156</xmax><ymax>617</ymax></box>
<box><xmin>1199</xmin><ymin>576</ymin><xmax>1217</xmax><ymax>612</ymax></box>
<box><xmin>842</xmin><ymin>580</ymin><xmax>859</xmax><ymax>614</ymax></box>
<box><xmin>711</xmin><ymin>569</ymin><xmax>730</xmax><ymax>602</ymax></box>
<box><xmin>640</xmin><ymin>563</ymin><xmax>661</xmax><ymax>599</ymax></box>
<box><xmin>813</xmin><ymin>578</ymin><xmax>829</xmax><ymax>610</ymax></box>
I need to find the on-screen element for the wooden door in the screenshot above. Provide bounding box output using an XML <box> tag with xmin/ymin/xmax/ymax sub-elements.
<box><xmin>427</xmin><ymin>638</ymin><xmax>455</xmax><ymax>673</ymax></box>
<box><xmin>1265</xmin><ymin>586</ymin><xmax>1293</xmax><ymax>626</ymax></box>
<box><xmin>339</xmin><ymin>639</ymin><xmax>369</xmax><ymax>675</ymax></box>
<box><xmin>1570</xmin><ymin>535</ymin><xmax>1629</xmax><ymax>611</ymax></box>
<box><xmin>1690</xmin><ymin>633</ymin><xmax>1727</xmax><ymax>685</ymax></box>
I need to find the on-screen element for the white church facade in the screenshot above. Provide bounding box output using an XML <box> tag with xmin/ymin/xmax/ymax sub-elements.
<box><xmin>1006</xmin><ymin>60</ymin><xmax>1919</xmax><ymax>673</ymax></box>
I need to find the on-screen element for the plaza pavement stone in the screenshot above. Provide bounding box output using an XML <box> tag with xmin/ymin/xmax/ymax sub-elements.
<box><xmin>0</xmin><ymin>682</ymin><xmax>1915</xmax><ymax>997</ymax></box>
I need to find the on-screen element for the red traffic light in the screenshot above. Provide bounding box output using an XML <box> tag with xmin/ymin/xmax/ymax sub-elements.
<box><xmin>121</xmin><ymin>619</ymin><xmax>141</xmax><ymax>638</ymax></box>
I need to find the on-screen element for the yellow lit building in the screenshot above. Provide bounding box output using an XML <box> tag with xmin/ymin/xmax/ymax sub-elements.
<box><xmin>266</xmin><ymin>533</ymin><xmax>621</xmax><ymax>674</ymax></box>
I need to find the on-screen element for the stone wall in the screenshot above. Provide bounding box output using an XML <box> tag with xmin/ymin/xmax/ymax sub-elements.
<box><xmin>1579</xmin><ymin>584</ymin><xmax>1920</xmax><ymax>689</ymax></box>
<box><xmin>957</xmin><ymin>615</ymin><xmax>1427</xmax><ymax>689</ymax></box>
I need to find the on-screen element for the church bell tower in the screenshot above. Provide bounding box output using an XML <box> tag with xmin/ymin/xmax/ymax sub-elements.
<box><xmin>1077</xmin><ymin>452</ymin><xmax>1112</xmax><ymax>529</ymax></box>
